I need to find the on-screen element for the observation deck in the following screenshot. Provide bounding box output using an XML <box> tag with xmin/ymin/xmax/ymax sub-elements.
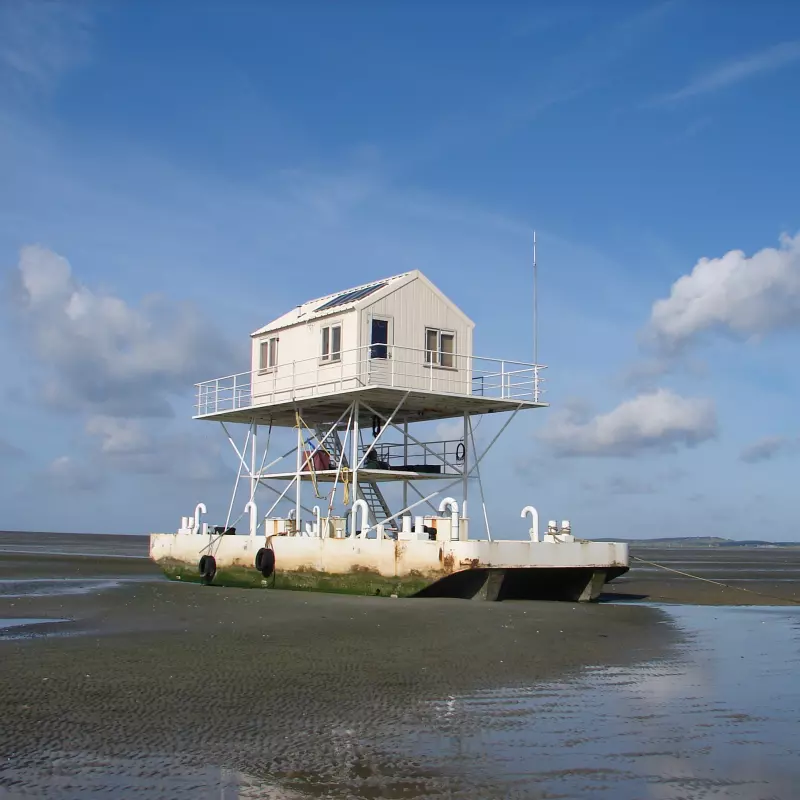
<box><xmin>194</xmin><ymin>344</ymin><xmax>547</xmax><ymax>427</ymax></box>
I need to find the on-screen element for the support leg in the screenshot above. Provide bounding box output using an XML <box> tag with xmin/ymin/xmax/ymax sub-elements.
<box><xmin>472</xmin><ymin>570</ymin><xmax>505</xmax><ymax>601</ymax></box>
<box><xmin>462</xmin><ymin>411</ymin><xmax>469</xmax><ymax>540</ymax></box>
<box><xmin>578</xmin><ymin>570</ymin><xmax>607</xmax><ymax>602</ymax></box>
<box><xmin>402</xmin><ymin>420</ymin><xmax>408</xmax><ymax>512</ymax></box>
<box><xmin>250</xmin><ymin>422</ymin><xmax>258</xmax><ymax>537</ymax></box>
<box><xmin>352</xmin><ymin>400</ymin><xmax>359</xmax><ymax>536</ymax></box>
<box><xmin>295</xmin><ymin>410</ymin><xmax>303</xmax><ymax>533</ymax></box>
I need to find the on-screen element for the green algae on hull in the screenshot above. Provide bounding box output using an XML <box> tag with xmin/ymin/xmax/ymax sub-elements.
<box><xmin>159</xmin><ymin>561</ymin><xmax>434</xmax><ymax>597</ymax></box>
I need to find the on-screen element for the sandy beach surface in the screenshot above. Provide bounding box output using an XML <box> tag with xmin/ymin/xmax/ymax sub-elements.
<box><xmin>2</xmin><ymin>532</ymin><xmax>799</xmax><ymax>799</ymax></box>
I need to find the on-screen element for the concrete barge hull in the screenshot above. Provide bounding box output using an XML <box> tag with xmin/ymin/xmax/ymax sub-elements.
<box><xmin>150</xmin><ymin>533</ymin><xmax>628</xmax><ymax>602</ymax></box>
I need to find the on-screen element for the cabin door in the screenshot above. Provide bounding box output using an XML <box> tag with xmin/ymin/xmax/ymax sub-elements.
<box><xmin>370</xmin><ymin>318</ymin><xmax>389</xmax><ymax>359</ymax></box>
<box><xmin>368</xmin><ymin>316</ymin><xmax>392</xmax><ymax>385</ymax></box>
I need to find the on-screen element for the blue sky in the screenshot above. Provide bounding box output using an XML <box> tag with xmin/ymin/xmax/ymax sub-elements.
<box><xmin>1</xmin><ymin>0</ymin><xmax>800</xmax><ymax>539</ymax></box>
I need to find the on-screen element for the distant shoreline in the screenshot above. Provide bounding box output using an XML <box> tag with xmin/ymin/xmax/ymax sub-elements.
<box><xmin>3</xmin><ymin>530</ymin><xmax>798</xmax><ymax>548</ymax></box>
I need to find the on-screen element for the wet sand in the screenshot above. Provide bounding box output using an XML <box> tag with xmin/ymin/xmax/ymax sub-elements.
<box><xmin>1</xmin><ymin>533</ymin><xmax>799</xmax><ymax>798</ymax></box>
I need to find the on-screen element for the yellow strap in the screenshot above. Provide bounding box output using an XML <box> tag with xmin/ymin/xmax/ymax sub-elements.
<box><xmin>342</xmin><ymin>467</ymin><xmax>350</xmax><ymax>507</ymax></box>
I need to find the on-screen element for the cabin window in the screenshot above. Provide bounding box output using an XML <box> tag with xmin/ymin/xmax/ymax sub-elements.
<box><xmin>259</xmin><ymin>336</ymin><xmax>279</xmax><ymax>371</ymax></box>
<box><xmin>321</xmin><ymin>324</ymin><xmax>342</xmax><ymax>362</ymax></box>
<box><xmin>425</xmin><ymin>328</ymin><xmax>455</xmax><ymax>368</ymax></box>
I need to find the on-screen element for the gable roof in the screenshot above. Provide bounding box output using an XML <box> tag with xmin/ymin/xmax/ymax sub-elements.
<box><xmin>251</xmin><ymin>269</ymin><xmax>474</xmax><ymax>336</ymax></box>
<box><xmin>251</xmin><ymin>272</ymin><xmax>411</xmax><ymax>336</ymax></box>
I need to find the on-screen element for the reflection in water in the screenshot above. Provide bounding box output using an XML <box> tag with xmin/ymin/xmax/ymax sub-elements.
<box><xmin>1</xmin><ymin>606</ymin><xmax>798</xmax><ymax>799</ymax></box>
<box><xmin>0</xmin><ymin>577</ymin><xmax>162</xmax><ymax>599</ymax></box>
<box><xmin>0</xmin><ymin>754</ymin><xmax>298</xmax><ymax>799</ymax></box>
<box><xmin>414</xmin><ymin>605</ymin><xmax>800</xmax><ymax>799</ymax></box>
<box><xmin>0</xmin><ymin>618</ymin><xmax>68</xmax><ymax>630</ymax></box>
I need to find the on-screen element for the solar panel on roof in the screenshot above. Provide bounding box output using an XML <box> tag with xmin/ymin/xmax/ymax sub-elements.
<box><xmin>315</xmin><ymin>281</ymin><xmax>386</xmax><ymax>312</ymax></box>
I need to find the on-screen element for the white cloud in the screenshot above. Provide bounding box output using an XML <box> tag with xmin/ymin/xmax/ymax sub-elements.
<box><xmin>435</xmin><ymin>420</ymin><xmax>465</xmax><ymax>441</ymax></box>
<box><xmin>654</xmin><ymin>40</ymin><xmax>800</xmax><ymax>104</ymax></box>
<box><xmin>0</xmin><ymin>0</ymin><xmax>92</xmax><ymax>95</ymax></box>
<box><xmin>85</xmin><ymin>416</ymin><xmax>152</xmax><ymax>456</ymax></box>
<box><xmin>538</xmin><ymin>389</ymin><xmax>717</xmax><ymax>457</ymax></box>
<box><xmin>85</xmin><ymin>415</ymin><xmax>227</xmax><ymax>481</ymax></box>
<box><xmin>9</xmin><ymin>245</ymin><xmax>238</xmax><ymax>417</ymax></box>
<box><xmin>583</xmin><ymin>475</ymin><xmax>656</xmax><ymax>495</ymax></box>
<box><xmin>646</xmin><ymin>232</ymin><xmax>800</xmax><ymax>352</ymax></box>
<box><xmin>740</xmin><ymin>435</ymin><xmax>799</xmax><ymax>464</ymax></box>
<box><xmin>581</xmin><ymin>467</ymin><xmax>686</xmax><ymax>495</ymax></box>
<box><xmin>43</xmin><ymin>455</ymin><xmax>104</xmax><ymax>492</ymax></box>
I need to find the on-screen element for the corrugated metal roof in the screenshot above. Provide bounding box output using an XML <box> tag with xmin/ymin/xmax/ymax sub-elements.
<box><xmin>251</xmin><ymin>272</ymin><xmax>411</xmax><ymax>336</ymax></box>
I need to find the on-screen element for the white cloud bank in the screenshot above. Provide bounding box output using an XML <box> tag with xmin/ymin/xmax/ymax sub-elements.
<box><xmin>9</xmin><ymin>245</ymin><xmax>237</xmax><ymax>417</ymax></box>
<box><xmin>646</xmin><ymin>232</ymin><xmax>800</xmax><ymax>352</ymax></box>
<box><xmin>538</xmin><ymin>389</ymin><xmax>717</xmax><ymax>457</ymax></box>
<box><xmin>85</xmin><ymin>415</ymin><xmax>226</xmax><ymax>481</ymax></box>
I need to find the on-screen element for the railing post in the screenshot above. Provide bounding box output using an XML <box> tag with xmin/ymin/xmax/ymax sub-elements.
<box><xmin>500</xmin><ymin>362</ymin><xmax>505</xmax><ymax>398</ymax></box>
<box><xmin>233</xmin><ymin>373</ymin><xmax>237</xmax><ymax>410</ymax></box>
<box><xmin>215</xmin><ymin>379</ymin><xmax>219</xmax><ymax>413</ymax></box>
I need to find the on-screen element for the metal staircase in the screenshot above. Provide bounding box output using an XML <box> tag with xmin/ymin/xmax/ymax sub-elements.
<box><xmin>314</xmin><ymin>425</ymin><xmax>396</xmax><ymax>533</ymax></box>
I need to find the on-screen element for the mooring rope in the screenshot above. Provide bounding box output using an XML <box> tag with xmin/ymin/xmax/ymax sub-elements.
<box><xmin>630</xmin><ymin>554</ymin><xmax>800</xmax><ymax>606</ymax></box>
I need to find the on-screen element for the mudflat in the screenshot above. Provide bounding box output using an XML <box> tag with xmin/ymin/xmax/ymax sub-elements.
<box><xmin>1</xmin><ymin>532</ymin><xmax>798</xmax><ymax>797</ymax></box>
<box><xmin>0</xmin><ymin>532</ymin><xmax>672</xmax><ymax>797</ymax></box>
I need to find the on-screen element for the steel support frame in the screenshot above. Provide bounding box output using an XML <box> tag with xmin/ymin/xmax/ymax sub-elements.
<box><xmin>213</xmin><ymin>400</ymin><xmax>522</xmax><ymax>543</ymax></box>
<box><xmin>356</xmin><ymin>403</ymin><xmax>523</xmax><ymax>538</ymax></box>
<box><xmin>359</xmin><ymin>399</ymin><xmax>464</xmax><ymax>476</ymax></box>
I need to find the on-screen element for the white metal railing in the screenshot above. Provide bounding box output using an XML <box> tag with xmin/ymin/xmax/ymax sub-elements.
<box><xmin>363</xmin><ymin>438</ymin><xmax>465</xmax><ymax>476</ymax></box>
<box><xmin>194</xmin><ymin>344</ymin><xmax>546</xmax><ymax>416</ymax></box>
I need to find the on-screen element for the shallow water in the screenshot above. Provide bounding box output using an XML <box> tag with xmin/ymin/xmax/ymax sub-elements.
<box><xmin>1</xmin><ymin>605</ymin><xmax>798</xmax><ymax>799</ymax></box>
<box><xmin>0</xmin><ymin>618</ymin><xmax>67</xmax><ymax>629</ymax></box>
<box><xmin>401</xmin><ymin>604</ymin><xmax>800</xmax><ymax>799</ymax></box>
<box><xmin>0</xmin><ymin>577</ymin><xmax>159</xmax><ymax>598</ymax></box>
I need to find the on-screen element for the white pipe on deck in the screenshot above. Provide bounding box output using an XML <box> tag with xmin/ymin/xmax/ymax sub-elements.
<box><xmin>194</xmin><ymin>503</ymin><xmax>207</xmax><ymax>534</ymax></box>
<box><xmin>353</xmin><ymin>499</ymin><xmax>369</xmax><ymax>538</ymax></box>
<box><xmin>439</xmin><ymin>497</ymin><xmax>459</xmax><ymax>540</ymax></box>
<box><xmin>521</xmin><ymin>506</ymin><xmax>539</xmax><ymax>542</ymax></box>
<box><xmin>244</xmin><ymin>501</ymin><xmax>257</xmax><ymax>537</ymax></box>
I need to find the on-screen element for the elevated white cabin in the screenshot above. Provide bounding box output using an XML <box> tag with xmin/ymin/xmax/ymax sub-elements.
<box><xmin>249</xmin><ymin>271</ymin><xmax>474</xmax><ymax>405</ymax></box>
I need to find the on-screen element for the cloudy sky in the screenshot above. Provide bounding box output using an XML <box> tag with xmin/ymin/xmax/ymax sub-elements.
<box><xmin>1</xmin><ymin>0</ymin><xmax>799</xmax><ymax>539</ymax></box>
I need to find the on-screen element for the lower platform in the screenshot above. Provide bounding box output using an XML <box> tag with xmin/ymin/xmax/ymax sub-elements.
<box><xmin>150</xmin><ymin>532</ymin><xmax>629</xmax><ymax>602</ymax></box>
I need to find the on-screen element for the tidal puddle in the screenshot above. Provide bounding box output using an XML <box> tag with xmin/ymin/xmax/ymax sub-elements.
<box><xmin>0</xmin><ymin>618</ymin><xmax>68</xmax><ymax>632</ymax></box>
<box><xmin>0</xmin><ymin>754</ymin><xmax>298</xmax><ymax>799</ymax></box>
<box><xmin>406</xmin><ymin>604</ymin><xmax>800</xmax><ymax>799</ymax></box>
<box><xmin>0</xmin><ymin>577</ymin><xmax>159</xmax><ymax>598</ymax></box>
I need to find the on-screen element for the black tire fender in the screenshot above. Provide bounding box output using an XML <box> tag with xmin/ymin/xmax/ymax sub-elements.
<box><xmin>255</xmin><ymin>547</ymin><xmax>276</xmax><ymax>578</ymax></box>
<box><xmin>198</xmin><ymin>555</ymin><xmax>216</xmax><ymax>585</ymax></box>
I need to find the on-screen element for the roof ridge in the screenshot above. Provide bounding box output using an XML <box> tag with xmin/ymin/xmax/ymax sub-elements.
<box><xmin>307</xmin><ymin>271</ymin><xmax>410</xmax><ymax>307</ymax></box>
<box><xmin>250</xmin><ymin>271</ymin><xmax>414</xmax><ymax>336</ymax></box>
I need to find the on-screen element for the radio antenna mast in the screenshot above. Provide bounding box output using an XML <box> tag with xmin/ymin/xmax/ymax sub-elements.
<box><xmin>533</xmin><ymin>230</ymin><xmax>538</xmax><ymax>367</ymax></box>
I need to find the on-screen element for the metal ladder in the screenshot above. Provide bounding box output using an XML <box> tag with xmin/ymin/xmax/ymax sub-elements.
<box><xmin>314</xmin><ymin>425</ymin><xmax>396</xmax><ymax>533</ymax></box>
